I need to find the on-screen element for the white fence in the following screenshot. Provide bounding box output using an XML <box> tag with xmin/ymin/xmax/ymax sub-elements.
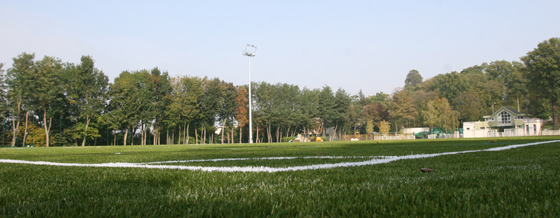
<box><xmin>373</xmin><ymin>135</ymin><xmax>415</xmax><ymax>140</ymax></box>
<box><xmin>463</xmin><ymin>128</ymin><xmax>560</xmax><ymax>138</ymax></box>
<box><xmin>367</xmin><ymin>128</ymin><xmax>560</xmax><ymax>141</ymax></box>
<box><xmin>541</xmin><ymin>130</ymin><xmax>560</xmax><ymax>136</ymax></box>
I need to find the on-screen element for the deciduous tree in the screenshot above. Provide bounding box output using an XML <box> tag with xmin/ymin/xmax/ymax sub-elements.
<box><xmin>6</xmin><ymin>53</ymin><xmax>35</xmax><ymax>147</ymax></box>
<box><xmin>65</xmin><ymin>56</ymin><xmax>109</xmax><ymax>146</ymax></box>
<box><xmin>234</xmin><ymin>86</ymin><xmax>248</xmax><ymax>143</ymax></box>
<box><xmin>405</xmin><ymin>69</ymin><xmax>423</xmax><ymax>90</ymax></box>
<box><xmin>32</xmin><ymin>56</ymin><xmax>64</xmax><ymax>147</ymax></box>
<box><xmin>521</xmin><ymin>38</ymin><xmax>560</xmax><ymax>127</ymax></box>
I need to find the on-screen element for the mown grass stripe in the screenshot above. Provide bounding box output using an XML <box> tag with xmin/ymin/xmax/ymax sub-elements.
<box><xmin>1</xmin><ymin>140</ymin><xmax>558</xmax><ymax>172</ymax></box>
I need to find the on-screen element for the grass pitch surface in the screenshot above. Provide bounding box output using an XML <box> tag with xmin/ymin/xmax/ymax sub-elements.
<box><xmin>1</xmin><ymin>137</ymin><xmax>559</xmax><ymax>217</ymax></box>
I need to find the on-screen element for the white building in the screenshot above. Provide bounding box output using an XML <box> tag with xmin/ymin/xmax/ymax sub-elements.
<box><xmin>463</xmin><ymin>106</ymin><xmax>544</xmax><ymax>138</ymax></box>
<box><xmin>401</xmin><ymin>127</ymin><xmax>430</xmax><ymax>134</ymax></box>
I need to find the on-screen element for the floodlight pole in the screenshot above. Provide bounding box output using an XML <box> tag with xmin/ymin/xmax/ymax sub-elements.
<box><xmin>243</xmin><ymin>44</ymin><xmax>257</xmax><ymax>144</ymax></box>
<box><xmin>248</xmin><ymin>56</ymin><xmax>253</xmax><ymax>144</ymax></box>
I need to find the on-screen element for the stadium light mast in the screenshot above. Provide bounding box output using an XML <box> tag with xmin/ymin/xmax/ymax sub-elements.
<box><xmin>243</xmin><ymin>44</ymin><xmax>257</xmax><ymax>143</ymax></box>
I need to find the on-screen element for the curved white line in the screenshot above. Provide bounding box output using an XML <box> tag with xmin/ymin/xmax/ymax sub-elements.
<box><xmin>1</xmin><ymin>140</ymin><xmax>558</xmax><ymax>173</ymax></box>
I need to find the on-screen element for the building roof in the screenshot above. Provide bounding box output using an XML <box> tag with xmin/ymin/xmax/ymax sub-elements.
<box><xmin>484</xmin><ymin>106</ymin><xmax>526</xmax><ymax>119</ymax></box>
<box><xmin>502</xmin><ymin>106</ymin><xmax>522</xmax><ymax>115</ymax></box>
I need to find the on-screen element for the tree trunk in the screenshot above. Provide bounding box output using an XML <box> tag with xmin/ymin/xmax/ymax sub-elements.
<box><xmin>22</xmin><ymin>111</ymin><xmax>29</xmax><ymax>147</ymax></box>
<box><xmin>123</xmin><ymin>129</ymin><xmax>128</xmax><ymax>146</ymax></box>
<box><xmin>195</xmin><ymin>126</ymin><xmax>198</xmax><ymax>144</ymax></box>
<box><xmin>221</xmin><ymin>121</ymin><xmax>225</xmax><ymax>144</ymax></box>
<box><xmin>267</xmin><ymin>124</ymin><xmax>272</xmax><ymax>143</ymax></box>
<box><xmin>203</xmin><ymin>126</ymin><xmax>206</xmax><ymax>144</ymax></box>
<box><xmin>239</xmin><ymin>126</ymin><xmax>243</xmax><ymax>144</ymax></box>
<box><xmin>186</xmin><ymin>124</ymin><xmax>190</xmax><ymax>144</ymax></box>
<box><xmin>82</xmin><ymin>116</ymin><xmax>90</xmax><ymax>147</ymax></box>
<box><xmin>276</xmin><ymin>126</ymin><xmax>280</xmax><ymax>142</ymax></box>
<box><xmin>11</xmin><ymin>117</ymin><xmax>19</xmax><ymax>147</ymax></box>
<box><xmin>178</xmin><ymin>125</ymin><xmax>181</xmax><ymax>144</ymax></box>
<box><xmin>553</xmin><ymin>99</ymin><xmax>558</xmax><ymax>127</ymax></box>
<box><xmin>183</xmin><ymin>122</ymin><xmax>187</xmax><ymax>144</ymax></box>
<box><xmin>141</xmin><ymin>123</ymin><xmax>145</xmax><ymax>146</ymax></box>
<box><xmin>131</xmin><ymin>127</ymin><xmax>135</xmax><ymax>146</ymax></box>
<box><xmin>153</xmin><ymin>126</ymin><xmax>157</xmax><ymax>145</ymax></box>
<box><xmin>256</xmin><ymin>124</ymin><xmax>259</xmax><ymax>143</ymax></box>
<box><xmin>43</xmin><ymin>108</ymin><xmax>52</xmax><ymax>147</ymax></box>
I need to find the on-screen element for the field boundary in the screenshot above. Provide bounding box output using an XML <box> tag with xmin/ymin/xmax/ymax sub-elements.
<box><xmin>1</xmin><ymin>140</ymin><xmax>559</xmax><ymax>173</ymax></box>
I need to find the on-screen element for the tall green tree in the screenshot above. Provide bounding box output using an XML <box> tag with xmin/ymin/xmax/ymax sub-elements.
<box><xmin>165</xmin><ymin>76</ymin><xmax>202</xmax><ymax>144</ymax></box>
<box><xmin>65</xmin><ymin>56</ymin><xmax>109</xmax><ymax>146</ymax></box>
<box><xmin>521</xmin><ymin>38</ymin><xmax>560</xmax><ymax>127</ymax></box>
<box><xmin>486</xmin><ymin>60</ymin><xmax>525</xmax><ymax>102</ymax></box>
<box><xmin>452</xmin><ymin>92</ymin><xmax>482</xmax><ymax>122</ymax></box>
<box><xmin>219</xmin><ymin>81</ymin><xmax>237</xmax><ymax>144</ymax></box>
<box><xmin>0</xmin><ymin>63</ymin><xmax>6</xmax><ymax>118</ymax></box>
<box><xmin>422</xmin><ymin>97</ymin><xmax>460</xmax><ymax>132</ymax></box>
<box><xmin>318</xmin><ymin>86</ymin><xmax>336</xmax><ymax>135</ymax></box>
<box><xmin>428</xmin><ymin>71</ymin><xmax>468</xmax><ymax>102</ymax></box>
<box><xmin>199</xmin><ymin>77</ymin><xmax>223</xmax><ymax>143</ymax></box>
<box><xmin>234</xmin><ymin>86</ymin><xmax>248</xmax><ymax>143</ymax></box>
<box><xmin>108</xmin><ymin>71</ymin><xmax>140</xmax><ymax>145</ymax></box>
<box><xmin>390</xmin><ymin>89</ymin><xmax>417</xmax><ymax>132</ymax></box>
<box><xmin>6</xmin><ymin>53</ymin><xmax>36</xmax><ymax>147</ymax></box>
<box><xmin>332</xmin><ymin>88</ymin><xmax>351</xmax><ymax>138</ymax></box>
<box><xmin>299</xmin><ymin>88</ymin><xmax>320</xmax><ymax>135</ymax></box>
<box><xmin>32</xmin><ymin>56</ymin><xmax>64</xmax><ymax>147</ymax></box>
<box><xmin>144</xmin><ymin>68</ymin><xmax>171</xmax><ymax>145</ymax></box>
<box><xmin>379</xmin><ymin>120</ymin><xmax>390</xmax><ymax>136</ymax></box>
<box><xmin>405</xmin><ymin>69</ymin><xmax>423</xmax><ymax>90</ymax></box>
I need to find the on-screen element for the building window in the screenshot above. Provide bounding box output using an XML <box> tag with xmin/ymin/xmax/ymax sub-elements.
<box><xmin>526</xmin><ymin>125</ymin><xmax>529</xmax><ymax>134</ymax></box>
<box><xmin>534</xmin><ymin>124</ymin><xmax>537</xmax><ymax>134</ymax></box>
<box><xmin>481</xmin><ymin>127</ymin><xmax>486</xmax><ymax>130</ymax></box>
<box><xmin>500</xmin><ymin>111</ymin><xmax>511</xmax><ymax>124</ymax></box>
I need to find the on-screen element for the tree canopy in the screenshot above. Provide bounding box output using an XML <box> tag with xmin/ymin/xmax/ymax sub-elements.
<box><xmin>521</xmin><ymin>37</ymin><xmax>560</xmax><ymax>126</ymax></box>
<box><xmin>0</xmin><ymin>38</ymin><xmax>555</xmax><ymax>146</ymax></box>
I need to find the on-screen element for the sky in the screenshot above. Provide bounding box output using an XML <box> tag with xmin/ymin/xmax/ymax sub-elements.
<box><xmin>1</xmin><ymin>1</ymin><xmax>559</xmax><ymax>96</ymax></box>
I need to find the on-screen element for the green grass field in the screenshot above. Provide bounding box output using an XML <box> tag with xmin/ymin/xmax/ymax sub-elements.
<box><xmin>1</xmin><ymin>137</ymin><xmax>559</xmax><ymax>217</ymax></box>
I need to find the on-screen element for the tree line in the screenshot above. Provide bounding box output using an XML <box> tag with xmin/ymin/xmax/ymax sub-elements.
<box><xmin>0</xmin><ymin>37</ymin><xmax>558</xmax><ymax>146</ymax></box>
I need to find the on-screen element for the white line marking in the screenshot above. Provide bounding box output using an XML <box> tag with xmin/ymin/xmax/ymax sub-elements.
<box><xmin>1</xmin><ymin>140</ymin><xmax>558</xmax><ymax>173</ymax></box>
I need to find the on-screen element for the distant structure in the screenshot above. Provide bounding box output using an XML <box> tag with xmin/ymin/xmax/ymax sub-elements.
<box><xmin>243</xmin><ymin>44</ymin><xmax>257</xmax><ymax>143</ymax></box>
<box><xmin>463</xmin><ymin>106</ymin><xmax>545</xmax><ymax>138</ymax></box>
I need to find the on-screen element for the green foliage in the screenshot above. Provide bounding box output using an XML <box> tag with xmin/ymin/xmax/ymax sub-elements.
<box><xmin>365</xmin><ymin>119</ymin><xmax>374</xmax><ymax>134</ymax></box>
<box><xmin>64</xmin><ymin>56</ymin><xmax>109</xmax><ymax>146</ymax></box>
<box><xmin>69</xmin><ymin>122</ymin><xmax>101</xmax><ymax>141</ymax></box>
<box><xmin>404</xmin><ymin>69</ymin><xmax>423</xmax><ymax>89</ymax></box>
<box><xmin>0</xmin><ymin>38</ymin><xmax>556</xmax><ymax>146</ymax></box>
<box><xmin>379</xmin><ymin>120</ymin><xmax>390</xmax><ymax>135</ymax></box>
<box><xmin>522</xmin><ymin>37</ymin><xmax>560</xmax><ymax>126</ymax></box>
<box><xmin>19</xmin><ymin>123</ymin><xmax>52</xmax><ymax>147</ymax></box>
<box><xmin>422</xmin><ymin>97</ymin><xmax>460</xmax><ymax>132</ymax></box>
<box><xmin>390</xmin><ymin>89</ymin><xmax>417</xmax><ymax>130</ymax></box>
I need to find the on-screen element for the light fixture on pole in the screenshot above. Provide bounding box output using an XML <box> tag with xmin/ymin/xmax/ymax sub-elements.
<box><xmin>243</xmin><ymin>44</ymin><xmax>257</xmax><ymax>143</ymax></box>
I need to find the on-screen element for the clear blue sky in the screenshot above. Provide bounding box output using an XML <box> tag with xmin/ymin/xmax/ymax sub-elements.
<box><xmin>1</xmin><ymin>1</ymin><xmax>559</xmax><ymax>96</ymax></box>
